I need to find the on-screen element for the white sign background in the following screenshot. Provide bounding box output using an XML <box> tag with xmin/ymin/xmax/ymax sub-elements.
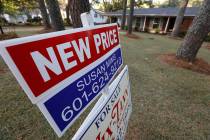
<box><xmin>72</xmin><ymin>65</ymin><xmax>132</xmax><ymax>140</ymax></box>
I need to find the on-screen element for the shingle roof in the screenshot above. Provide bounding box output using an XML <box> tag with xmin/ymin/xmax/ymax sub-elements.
<box><xmin>102</xmin><ymin>7</ymin><xmax>200</xmax><ymax>17</ymax></box>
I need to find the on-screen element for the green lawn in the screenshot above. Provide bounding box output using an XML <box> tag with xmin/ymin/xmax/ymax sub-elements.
<box><xmin>1</xmin><ymin>30</ymin><xmax>210</xmax><ymax>140</ymax></box>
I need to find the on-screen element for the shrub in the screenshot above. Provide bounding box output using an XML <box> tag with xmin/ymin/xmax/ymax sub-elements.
<box><xmin>204</xmin><ymin>34</ymin><xmax>210</xmax><ymax>42</ymax></box>
<box><xmin>124</xmin><ymin>25</ymin><xmax>128</xmax><ymax>30</ymax></box>
<box><xmin>27</xmin><ymin>16</ymin><xmax>42</xmax><ymax>25</ymax></box>
<box><xmin>178</xmin><ymin>31</ymin><xmax>187</xmax><ymax>38</ymax></box>
<box><xmin>0</xmin><ymin>17</ymin><xmax>8</xmax><ymax>25</ymax></box>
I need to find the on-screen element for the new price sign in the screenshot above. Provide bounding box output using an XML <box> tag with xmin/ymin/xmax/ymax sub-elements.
<box><xmin>72</xmin><ymin>66</ymin><xmax>132</xmax><ymax>140</ymax></box>
<box><xmin>0</xmin><ymin>24</ymin><xmax>121</xmax><ymax>104</ymax></box>
<box><xmin>0</xmin><ymin>24</ymin><xmax>123</xmax><ymax>137</ymax></box>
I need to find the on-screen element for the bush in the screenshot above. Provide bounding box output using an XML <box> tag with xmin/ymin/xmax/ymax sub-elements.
<box><xmin>149</xmin><ymin>28</ymin><xmax>160</xmax><ymax>34</ymax></box>
<box><xmin>154</xmin><ymin>28</ymin><xmax>160</xmax><ymax>34</ymax></box>
<box><xmin>204</xmin><ymin>34</ymin><xmax>210</xmax><ymax>42</ymax></box>
<box><xmin>27</xmin><ymin>16</ymin><xmax>42</xmax><ymax>25</ymax></box>
<box><xmin>134</xmin><ymin>26</ymin><xmax>139</xmax><ymax>31</ymax></box>
<box><xmin>178</xmin><ymin>31</ymin><xmax>187</xmax><ymax>38</ymax></box>
<box><xmin>0</xmin><ymin>17</ymin><xmax>8</xmax><ymax>25</ymax></box>
<box><xmin>124</xmin><ymin>26</ymin><xmax>128</xmax><ymax>30</ymax></box>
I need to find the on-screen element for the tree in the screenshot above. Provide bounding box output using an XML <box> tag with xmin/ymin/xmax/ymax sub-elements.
<box><xmin>112</xmin><ymin>0</ymin><xmax>123</xmax><ymax>11</ymax></box>
<box><xmin>168</xmin><ymin>0</ymin><xmax>180</xmax><ymax>7</ymax></box>
<box><xmin>16</xmin><ymin>0</ymin><xmax>38</xmax><ymax>20</ymax></box>
<box><xmin>38</xmin><ymin>0</ymin><xmax>51</xmax><ymax>29</ymax></box>
<box><xmin>136</xmin><ymin>0</ymin><xmax>154</xmax><ymax>8</ymax></box>
<box><xmin>101</xmin><ymin>0</ymin><xmax>123</xmax><ymax>12</ymax></box>
<box><xmin>45</xmin><ymin>0</ymin><xmax>65</xmax><ymax>31</ymax></box>
<box><xmin>0</xmin><ymin>0</ymin><xmax>19</xmax><ymax>34</ymax></box>
<box><xmin>0</xmin><ymin>0</ymin><xmax>4</xmax><ymax>34</ymax></box>
<box><xmin>121</xmin><ymin>0</ymin><xmax>127</xmax><ymax>30</ymax></box>
<box><xmin>127</xmin><ymin>0</ymin><xmax>135</xmax><ymax>34</ymax></box>
<box><xmin>69</xmin><ymin>0</ymin><xmax>90</xmax><ymax>28</ymax></box>
<box><xmin>176</xmin><ymin>0</ymin><xmax>210</xmax><ymax>62</ymax></box>
<box><xmin>189</xmin><ymin>0</ymin><xmax>203</xmax><ymax>6</ymax></box>
<box><xmin>171</xmin><ymin>0</ymin><xmax>189</xmax><ymax>37</ymax></box>
<box><xmin>66</xmin><ymin>0</ymin><xmax>71</xmax><ymax>25</ymax></box>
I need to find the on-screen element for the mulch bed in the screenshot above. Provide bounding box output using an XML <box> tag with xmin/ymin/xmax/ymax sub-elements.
<box><xmin>159</xmin><ymin>53</ymin><xmax>210</xmax><ymax>75</ymax></box>
<box><xmin>205</xmin><ymin>45</ymin><xmax>210</xmax><ymax>50</ymax></box>
<box><xmin>0</xmin><ymin>33</ymin><xmax>18</xmax><ymax>41</ymax></box>
<box><xmin>124</xmin><ymin>32</ymin><xmax>140</xmax><ymax>39</ymax></box>
<box><xmin>167</xmin><ymin>35</ymin><xmax>183</xmax><ymax>40</ymax></box>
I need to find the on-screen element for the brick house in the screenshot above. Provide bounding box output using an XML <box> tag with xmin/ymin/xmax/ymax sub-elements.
<box><xmin>102</xmin><ymin>7</ymin><xmax>199</xmax><ymax>34</ymax></box>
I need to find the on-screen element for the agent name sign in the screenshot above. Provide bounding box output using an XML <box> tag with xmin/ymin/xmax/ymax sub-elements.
<box><xmin>0</xmin><ymin>24</ymin><xmax>123</xmax><ymax>137</ymax></box>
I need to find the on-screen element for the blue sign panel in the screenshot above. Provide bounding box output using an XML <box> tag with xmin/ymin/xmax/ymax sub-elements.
<box><xmin>41</xmin><ymin>48</ymin><xmax>122</xmax><ymax>134</ymax></box>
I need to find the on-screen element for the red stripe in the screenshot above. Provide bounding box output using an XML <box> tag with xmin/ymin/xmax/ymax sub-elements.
<box><xmin>7</xmin><ymin>25</ymin><xmax>119</xmax><ymax>97</ymax></box>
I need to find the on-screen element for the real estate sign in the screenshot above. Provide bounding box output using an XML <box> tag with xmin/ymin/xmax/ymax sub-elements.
<box><xmin>0</xmin><ymin>24</ymin><xmax>123</xmax><ymax>137</ymax></box>
<box><xmin>0</xmin><ymin>24</ymin><xmax>121</xmax><ymax>104</ymax></box>
<box><xmin>37</xmin><ymin>47</ymin><xmax>123</xmax><ymax>136</ymax></box>
<box><xmin>72</xmin><ymin>66</ymin><xmax>132</xmax><ymax>140</ymax></box>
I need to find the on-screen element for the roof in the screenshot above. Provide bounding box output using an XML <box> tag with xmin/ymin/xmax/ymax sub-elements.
<box><xmin>102</xmin><ymin>7</ymin><xmax>200</xmax><ymax>17</ymax></box>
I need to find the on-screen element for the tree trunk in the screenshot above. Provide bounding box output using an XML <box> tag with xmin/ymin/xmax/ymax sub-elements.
<box><xmin>176</xmin><ymin>0</ymin><xmax>210</xmax><ymax>62</ymax></box>
<box><xmin>45</xmin><ymin>0</ymin><xmax>65</xmax><ymax>31</ymax></box>
<box><xmin>24</xmin><ymin>8</ymin><xmax>32</xmax><ymax>21</ymax></box>
<box><xmin>38</xmin><ymin>0</ymin><xmax>51</xmax><ymax>29</ymax></box>
<box><xmin>121</xmin><ymin>0</ymin><xmax>127</xmax><ymax>30</ymax></box>
<box><xmin>171</xmin><ymin>0</ymin><xmax>189</xmax><ymax>37</ymax></box>
<box><xmin>69</xmin><ymin>0</ymin><xmax>90</xmax><ymax>28</ymax></box>
<box><xmin>0</xmin><ymin>25</ymin><xmax>4</xmax><ymax>34</ymax></box>
<box><xmin>0</xmin><ymin>14</ymin><xmax>4</xmax><ymax>34</ymax></box>
<box><xmin>66</xmin><ymin>0</ymin><xmax>71</xmax><ymax>26</ymax></box>
<box><xmin>127</xmin><ymin>0</ymin><xmax>134</xmax><ymax>34</ymax></box>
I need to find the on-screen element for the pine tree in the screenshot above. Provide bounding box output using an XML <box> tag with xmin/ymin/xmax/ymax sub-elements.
<box><xmin>45</xmin><ymin>0</ymin><xmax>65</xmax><ymax>31</ymax></box>
<box><xmin>176</xmin><ymin>0</ymin><xmax>210</xmax><ymax>62</ymax></box>
<box><xmin>38</xmin><ymin>0</ymin><xmax>51</xmax><ymax>29</ymax></box>
<box><xmin>69</xmin><ymin>0</ymin><xmax>90</xmax><ymax>28</ymax></box>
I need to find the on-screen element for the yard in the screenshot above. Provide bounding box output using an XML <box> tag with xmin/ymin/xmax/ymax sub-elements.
<box><xmin>1</xmin><ymin>28</ymin><xmax>210</xmax><ymax>140</ymax></box>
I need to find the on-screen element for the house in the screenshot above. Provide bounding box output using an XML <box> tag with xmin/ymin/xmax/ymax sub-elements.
<box><xmin>59</xmin><ymin>7</ymin><xmax>108</xmax><ymax>25</ymax></box>
<box><xmin>102</xmin><ymin>7</ymin><xmax>199</xmax><ymax>34</ymax></box>
<box><xmin>4</xmin><ymin>9</ymin><xmax>41</xmax><ymax>24</ymax></box>
<box><xmin>89</xmin><ymin>9</ymin><xmax>108</xmax><ymax>24</ymax></box>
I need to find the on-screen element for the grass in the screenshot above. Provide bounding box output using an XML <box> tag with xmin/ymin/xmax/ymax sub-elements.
<box><xmin>121</xmin><ymin>32</ymin><xmax>210</xmax><ymax>140</ymax></box>
<box><xmin>1</xmin><ymin>29</ymin><xmax>210</xmax><ymax>140</ymax></box>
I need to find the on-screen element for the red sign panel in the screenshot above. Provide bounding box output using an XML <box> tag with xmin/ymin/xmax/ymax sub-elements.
<box><xmin>0</xmin><ymin>24</ymin><xmax>119</xmax><ymax>103</ymax></box>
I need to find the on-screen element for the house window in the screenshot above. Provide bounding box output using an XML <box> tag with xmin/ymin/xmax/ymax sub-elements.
<box><xmin>153</xmin><ymin>18</ymin><xmax>160</xmax><ymax>29</ymax></box>
<box><xmin>94</xmin><ymin>13</ymin><xmax>98</xmax><ymax>18</ymax></box>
